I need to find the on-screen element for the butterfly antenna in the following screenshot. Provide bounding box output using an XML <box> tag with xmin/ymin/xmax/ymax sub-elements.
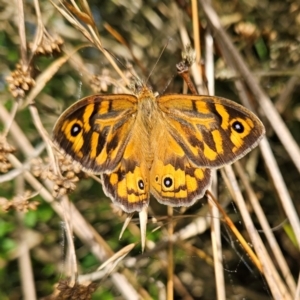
<box><xmin>161</xmin><ymin>74</ymin><xmax>175</xmax><ymax>95</ymax></box>
<box><xmin>145</xmin><ymin>38</ymin><xmax>171</xmax><ymax>85</ymax></box>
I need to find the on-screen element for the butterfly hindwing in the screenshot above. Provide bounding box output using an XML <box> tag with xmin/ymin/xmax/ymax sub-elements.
<box><xmin>102</xmin><ymin>123</ymin><xmax>151</xmax><ymax>213</ymax></box>
<box><xmin>149</xmin><ymin>125</ymin><xmax>211</xmax><ymax>206</ymax></box>
<box><xmin>102</xmin><ymin>162</ymin><xmax>149</xmax><ymax>213</ymax></box>
<box><xmin>158</xmin><ymin>94</ymin><xmax>265</xmax><ymax>168</ymax></box>
<box><xmin>150</xmin><ymin>157</ymin><xmax>211</xmax><ymax>207</ymax></box>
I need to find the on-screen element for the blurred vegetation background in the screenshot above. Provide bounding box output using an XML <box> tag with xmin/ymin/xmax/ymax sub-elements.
<box><xmin>0</xmin><ymin>0</ymin><xmax>299</xmax><ymax>299</ymax></box>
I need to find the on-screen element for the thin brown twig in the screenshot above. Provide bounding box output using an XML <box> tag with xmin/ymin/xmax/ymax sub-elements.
<box><xmin>191</xmin><ymin>0</ymin><xmax>202</xmax><ymax>83</ymax></box>
<box><xmin>104</xmin><ymin>23</ymin><xmax>149</xmax><ymax>79</ymax></box>
<box><xmin>206</xmin><ymin>189</ymin><xmax>263</xmax><ymax>273</ymax></box>
<box><xmin>174</xmin><ymin>4</ymin><xmax>205</xmax><ymax>94</ymax></box>
<box><xmin>176</xmin><ymin>61</ymin><xmax>198</xmax><ymax>95</ymax></box>
<box><xmin>209</xmin><ymin>197</ymin><xmax>226</xmax><ymax>300</ymax></box>
<box><xmin>7</xmin><ymin>153</ymin><xmax>145</xmax><ymax>299</ymax></box>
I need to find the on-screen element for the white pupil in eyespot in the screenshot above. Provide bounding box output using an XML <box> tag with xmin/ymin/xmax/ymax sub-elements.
<box><xmin>232</xmin><ymin>121</ymin><xmax>244</xmax><ymax>133</ymax></box>
<box><xmin>164</xmin><ymin>177</ymin><xmax>172</xmax><ymax>187</ymax></box>
<box><xmin>138</xmin><ymin>180</ymin><xmax>144</xmax><ymax>190</ymax></box>
<box><xmin>71</xmin><ymin>124</ymin><xmax>81</xmax><ymax>136</ymax></box>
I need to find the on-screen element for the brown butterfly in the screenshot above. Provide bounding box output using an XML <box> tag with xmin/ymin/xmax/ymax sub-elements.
<box><xmin>52</xmin><ymin>85</ymin><xmax>265</xmax><ymax>213</ymax></box>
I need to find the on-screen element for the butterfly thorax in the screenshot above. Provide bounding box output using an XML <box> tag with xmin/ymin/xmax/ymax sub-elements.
<box><xmin>137</xmin><ymin>88</ymin><xmax>159</xmax><ymax>127</ymax></box>
<box><xmin>135</xmin><ymin>87</ymin><xmax>162</xmax><ymax>168</ymax></box>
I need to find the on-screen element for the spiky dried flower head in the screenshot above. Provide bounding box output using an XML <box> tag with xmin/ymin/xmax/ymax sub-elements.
<box><xmin>181</xmin><ymin>44</ymin><xmax>196</xmax><ymax>67</ymax></box>
<box><xmin>6</xmin><ymin>61</ymin><xmax>35</xmax><ymax>99</ymax></box>
<box><xmin>0</xmin><ymin>136</ymin><xmax>15</xmax><ymax>173</ymax></box>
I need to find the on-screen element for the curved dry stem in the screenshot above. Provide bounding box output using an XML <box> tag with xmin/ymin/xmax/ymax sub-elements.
<box><xmin>51</xmin><ymin>0</ymin><xmax>130</xmax><ymax>86</ymax></box>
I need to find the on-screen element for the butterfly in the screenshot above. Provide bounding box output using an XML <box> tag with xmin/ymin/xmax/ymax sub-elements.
<box><xmin>52</xmin><ymin>85</ymin><xmax>265</xmax><ymax>213</ymax></box>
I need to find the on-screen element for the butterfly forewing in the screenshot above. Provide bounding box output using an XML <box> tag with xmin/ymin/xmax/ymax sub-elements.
<box><xmin>52</xmin><ymin>94</ymin><xmax>138</xmax><ymax>173</ymax></box>
<box><xmin>158</xmin><ymin>94</ymin><xmax>265</xmax><ymax>168</ymax></box>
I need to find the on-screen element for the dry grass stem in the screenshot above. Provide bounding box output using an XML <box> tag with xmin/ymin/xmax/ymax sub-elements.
<box><xmin>16</xmin><ymin>0</ymin><xmax>27</xmax><ymax>64</ymax></box>
<box><xmin>259</xmin><ymin>137</ymin><xmax>300</xmax><ymax>247</ymax></box>
<box><xmin>2</xmin><ymin>101</ymin><xmax>19</xmax><ymax>137</ymax></box>
<box><xmin>234</xmin><ymin>161</ymin><xmax>296</xmax><ymax>295</ymax></box>
<box><xmin>119</xmin><ymin>213</ymin><xmax>134</xmax><ymax>240</ymax></box>
<box><xmin>51</xmin><ymin>0</ymin><xmax>130</xmax><ymax>86</ymax></box>
<box><xmin>167</xmin><ymin>206</ymin><xmax>174</xmax><ymax>300</ymax></box>
<box><xmin>209</xmin><ymin>195</ymin><xmax>226</xmax><ymax>300</ymax></box>
<box><xmin>206</xmin><ymin>189</ymin><xmax>263</xmax><ymax>273</ymax></box>
<box><xmin>275</xmin><ymin>63</ymin><xmax>300</xmax><ymax>114</ymax></box>
<box><xmin>60</xmin><ymin>196</ymin><xmax>78</xmax><ymax>285</ymax></box>
<box><xmin>15</xmin><ymin>176</ymin><xmax>37</xmax><ymax>300</ymax></box>
<box><xmin>222</xmin><ymin>166</ymin><xmax>292</xmax><ymax>299</ymax></box>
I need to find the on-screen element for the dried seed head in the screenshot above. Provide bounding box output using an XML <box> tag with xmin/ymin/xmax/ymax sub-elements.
<box><xmin>0</xmin><ymin>191</ymin><xmax>39</xmax><ymax>212</ymax></box>
<box><xmin>90</xmin><ymin>69</ymin><xmax>112</xmax><ymax>93</ymax></box>
<box><xmin>0</xmin><ymin>161</ymin><xmax>12</xmax><ymax>173</ymax></box>
<box><xmin>0</xmin><ymin>136</ymin><xmax>15</xmax><ymax>173</ymax></box>
<box><xmin>30</xmin><ymin>157</ymin><xmax>49</xmax><ymax>179</ymax></box>
<box><xmin>30</xmin><ymin>34</ymin><xmax>64</xmax><ymax>56</ymax></box>
<box><xmin>49</xmin><ymin>152</ymin><xmax>82</xmax><ymax>198</ymax></box>
<box><xmin>235</xmin><ymin>22</ymin><xmax>259</xmax><ymax>40</ymax></box>
<box><xmin>6</xmin><ymin>62</ymin><xmax>35</xmax><ymax>99</ymax></box>
<box><xmin>55</xmin><ymin>279</ymin><xmax>98</xmax><ymax>300</ymax></box>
